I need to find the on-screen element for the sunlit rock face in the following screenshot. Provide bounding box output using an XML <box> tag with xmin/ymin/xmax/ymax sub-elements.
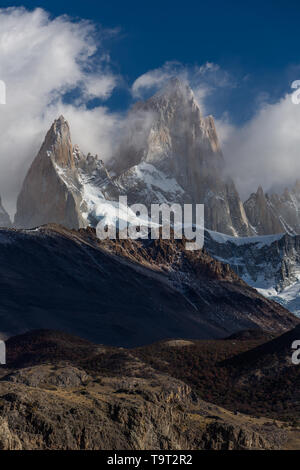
<box><xmin>14</xmin><ymin>116</ymin><xmax>86</xmax><ymax>230</ymax></box>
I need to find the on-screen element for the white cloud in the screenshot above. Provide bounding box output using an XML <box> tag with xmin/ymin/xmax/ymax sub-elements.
<box><xmin>220</xmin><ymin>92</ymin><xmax>300</xmax><ymax>199</ymax></box>
<box><xmin>133</xmin><ymin>61</ymin><xmax>300</xmax><ymax>201</ymax></box>
<box><xmin>0</xmin><ymin>7</ymin><xmax>120</xmax><ymax>215</ymax></box>
<box><xmin>1</xmin><ymin>7</ymin><xmax>299</xmax><ymax>218</ymax></box>
<box><xmin>131</xmin><ymin>61</ymin><xmax>233</xmax><ymax>114</ymax></box>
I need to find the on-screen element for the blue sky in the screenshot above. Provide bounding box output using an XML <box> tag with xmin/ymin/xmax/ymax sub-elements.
<box><xmin>1</xmin><ymin>0</ymin><xmax>299</xmax><ymax>122</ymax></box>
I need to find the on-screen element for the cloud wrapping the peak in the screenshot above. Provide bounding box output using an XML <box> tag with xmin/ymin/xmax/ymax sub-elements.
<box><xmin>131</xmin><ymin>61</ymin><xmax>233</xmax><ymax>113</ymax></box>
<box><xmin>0</xmin><ymin>7</ymin><xmax>119</xmax><ymax>215</ymax></box>
<box><xmin>220</xmin><ymin>92</ymin><xmax>300</xmax><ymax>199</ymax></box>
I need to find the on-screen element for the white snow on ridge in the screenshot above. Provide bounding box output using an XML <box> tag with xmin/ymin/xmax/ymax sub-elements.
<box><xmin>258</xmin><ymin>281</ymin><xmax>300</xmax><ymax>318</ymax></box>
<box><xmin>206</xmin><ymin>229</ymin><xmax>285</xmax><ymax>248</ymax></box>
<box><xmin>80</xmin><ymin>178</ymin><xmax>159</xmax><ymax>230</ymax></box>
<box><xmin>134</xmin><ymin>162</ymin><xmax>185</xmax><ymax>196</ymax></box>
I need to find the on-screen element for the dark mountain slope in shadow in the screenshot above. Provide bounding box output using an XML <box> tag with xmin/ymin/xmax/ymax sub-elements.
<box><xmin>0</xmin><ymin>225</ymin><xmax>297</xmax><ymax>346</ymax></box>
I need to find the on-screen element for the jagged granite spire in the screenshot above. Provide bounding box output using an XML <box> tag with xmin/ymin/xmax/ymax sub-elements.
<box><xmin>244</xmin><ymin>182</ymin><xmax>300</xmax><ymax>235</ymax></box>
<box><xmin>14</xmin><ymin>116</ymin><xmax>85</xmax><ymax>229</ymax></box>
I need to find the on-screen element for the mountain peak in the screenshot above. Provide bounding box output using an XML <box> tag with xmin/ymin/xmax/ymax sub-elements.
<box><xmin>50</xmin><ymin>115</ymin><xmax>70</xmax><ymax>139</ymax></box>
<box><xmin>43</xmin><ymin>115</ymin><xmax>73</xmax><ymax>168</ymax></box>
<box><xmin>164</xmin><ymin>76</ymin><xmax>189</xmax><ymax>91</ymax></box>
<box><xmin>256</xmin><ymin>186</ymin><xmax>265</xmax><ymax>197</ymax></box>
<box><xmin>154</xmin><ymin>76</ymin><xmax>195</xmax><ymax>103</ymax></box>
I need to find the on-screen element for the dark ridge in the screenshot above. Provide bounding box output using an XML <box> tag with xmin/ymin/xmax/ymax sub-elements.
<box><xmin>222</xmin><ymin>323</ymin><xmax>300</xmax><ymax>368</ymax></box>
<box><xmin>0</xmin><ymin>225</ymin><xmax>297</xmax><ymax>347</ymax></box>
<box><xmin>5</xmin><ymin>329</ymin><xmax>97</xmax><ymax>368</ymax></box>
<box><xmin>225</xmin><ymin>328</ymin><xmax>276</xmax><ymax>342</ymax></box>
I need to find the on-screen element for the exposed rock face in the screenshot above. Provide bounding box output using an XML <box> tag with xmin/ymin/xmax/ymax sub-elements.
<box><xmin>14</xmin><ymin>116</ymin><xmax>86</xmax><ymax>230</ymax></box>
<box><xmin>0</xmin><ymin>197</ymin><xmax>11</xmax><ymax>228</ymax></box>
<box><xmin>0</xmin><ymin>225</ymin><xmax>297</xmax><ymax>346</ymax></box>
<box><xmin>244</xmin><ymin>181</ymin><xmax>300</xmax><ymax>235</ymax></box>
<box><xmin>0</xmin><ymin>418</ymin><xmax>22</xmax><ymax>450</ymax></box>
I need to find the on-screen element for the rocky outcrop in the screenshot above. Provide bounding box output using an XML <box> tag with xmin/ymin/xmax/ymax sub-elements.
<box><xmin>202</xmin><ymin>421</ymin><xmax>285</xmax><ymax>450</ymax></box>
<box><xmin>0</xmin><ymin>418</ymin><xmax>22</xmax><ymax>450</ymax></box>
<box><xmin>0</xmin><ymin>196</ymin><xmax>11</xmax><ymax>228</ymax></box>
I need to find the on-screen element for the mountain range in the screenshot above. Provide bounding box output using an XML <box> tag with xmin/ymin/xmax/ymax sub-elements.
<box><xmin>0</xmin><ymin>78</ymin><xmax>299</xmax><ymax>450</ymax></box>
<box><xmin>11</xmin><ymin>79</ymin><xmax>253</xmax><ymax>235</ymax></box>
<box><xmin>0</xmin><ymin>77</ymin><xmax>298</xmax><ymax>321</ymax></box>
<box><xmin>6</xmin><ymin>77</ymin><xmax>300</xmax><ymax>240</ymax></box>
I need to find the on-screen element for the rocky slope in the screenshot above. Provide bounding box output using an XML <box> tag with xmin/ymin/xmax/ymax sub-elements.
<box><xmin>136</xmin><ymin>326</ymin><xmax>300</xmax><ymax>425</ymax></box>
<box><xmin>0</xmin><ymin>197</ymin><xmax>11</xmax><ymax>228</ymax></box>
<box><xmin>0</xmin><ymin>329</ymin><xmax>292</xmax><ymax>450</ymax></box>
<box><xmin>0</xmin><ymin>225</ymin><xmax>297</xmax><ymax>346</ymax></box>
<box><xmin>204</xmin><ymin>230</ymin><xmax>300</xmax><ymax>316</ymax></box>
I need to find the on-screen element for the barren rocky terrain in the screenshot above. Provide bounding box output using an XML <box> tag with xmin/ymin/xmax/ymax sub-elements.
<box><xmin>0</xmin><ymin>329</ymin><xmax>298</xmax><ymax>450</ymax></box>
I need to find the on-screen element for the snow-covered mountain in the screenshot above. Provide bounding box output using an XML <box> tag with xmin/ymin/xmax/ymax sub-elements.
<box><xmin>109</xmin><ymin>78</ymin><xmax>252</xmax><ymax>236</ymax></box>
<box><xmin>11</xmin><ymin>78</ymin><xmax>300</xmax><ymax>317</ymax></box>
<box><xmin>14</xmin><ymin>79</ymin><xmax>252</xmax><ymax>236</ymax></box>
<box><xmin>205</xmin><ymin>230</ymin><xmax>300</xmax><ymax>316</ymax></box>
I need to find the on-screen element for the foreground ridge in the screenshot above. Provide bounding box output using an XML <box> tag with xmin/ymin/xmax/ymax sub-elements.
<box><xmin>0</xmin><ymin>328</ymin><xmax>297</xmax><ymax>450</ymax></box>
